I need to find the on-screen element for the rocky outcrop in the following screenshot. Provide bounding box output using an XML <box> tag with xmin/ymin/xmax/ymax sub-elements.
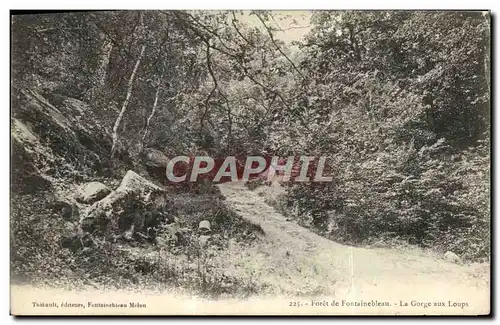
<box><xmin>143</xmin><ymin>148</ymin><xmax>169</xmax><ymax>183</ymax></box>
<box><xmin>11</xmin><ymin>118</ymin><xmax>56</xmax><ymax>194</ymax></box>
<box><xmin>11</xmin><ymin>88</ymin><xmax>117</xmax><ymax>191</ymax></box>
<box><xmin>11</xmin><ymin>89</ymin><xmax>175</xmax><ymax>251</ymax></box>
<box><xmin>444</xmin><ymin>251</ymin><xmax>462</xmax><ymax>264</ymax></box>
<box><xmin>77</xmin><ymin>182</ymin><xmax>111</xmax><ymax>204</ymax></box>
<box><xmin>144</xmin><ymin>148</ymin><xmax>169</xmax><ymax>168</ymax></box>
<box><xmin>81</xmin><ymin>170</ymin><xmax>166</xmax><ymax>237</ymax></box>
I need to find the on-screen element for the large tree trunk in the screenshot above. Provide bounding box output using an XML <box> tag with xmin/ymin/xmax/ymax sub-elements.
<box><xmin>111</xmin><ymin>44</ymin><xmax>146</xmax><ymax>158</ymax></box>
<box><xmin>139</xmin><ymin>69</ymin><xmax>165</xmax><ymax>151</ymax></box>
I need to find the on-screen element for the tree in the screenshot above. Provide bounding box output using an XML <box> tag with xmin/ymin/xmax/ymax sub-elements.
<box><xmin>111</xmin><ymin>43</ymin><xmax>146</xmax><ymax>157</ymax></box>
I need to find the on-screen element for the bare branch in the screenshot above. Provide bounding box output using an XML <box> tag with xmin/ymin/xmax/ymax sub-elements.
<box><xmin>111</xmin><ymin>44</ymin><xmax>146</xmax><ymax>158</ymax></box>
<box><xmin>255</xmin><ymin>12</ymin><xmax>306</xmax><ymax>80</ymax></box>
<box><xmin>255</xmin><ymin>12</ymin><xmax>305</xmax><ymax>79</ymax></box>
<box><xmin>140</xmin><ymin>66</ymin><xmax>166</xmax><ymax>149</ymax></box>
<box><xmin>231</xmin><ymin>12</ymin><xmax>252</xmax><ymax>45</ymax></box>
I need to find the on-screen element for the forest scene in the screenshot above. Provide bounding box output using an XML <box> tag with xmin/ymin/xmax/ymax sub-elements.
<box><xmin>10</xmin><ymin>10</ymin><xmax>490</xmax><ymax>303</ymax></box>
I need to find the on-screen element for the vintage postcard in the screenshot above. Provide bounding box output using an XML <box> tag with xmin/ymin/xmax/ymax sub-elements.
<box><xmin>10</xmin><ymin>10</ymin><xmax>490</xmax><ymax>316</ymax></box>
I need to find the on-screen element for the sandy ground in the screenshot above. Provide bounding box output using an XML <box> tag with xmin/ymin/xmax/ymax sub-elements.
<box><xmin>10</xmin><ymin>181</ymin><xmax>490</xmax><ymax>315</ymax></box>
<box><xmin>215</xmin><ymin>181</ymin><xmax>490</xmax><ymax>315</ymax></box>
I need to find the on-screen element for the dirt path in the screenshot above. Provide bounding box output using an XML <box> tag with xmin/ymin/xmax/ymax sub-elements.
<box><xmin>217</xmin><ymin>182</ymin><xmax>490</xmax><ymax>314</ymax></box>
<box><xmin>9</xmin><ymin>182</ymin><xmax>490</xmax><ymax>316</ymax></box>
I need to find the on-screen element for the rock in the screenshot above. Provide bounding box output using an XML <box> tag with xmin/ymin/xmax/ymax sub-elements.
<box><xmin>144</xmin><ymin>148</ymin><xmax>169</xmax><ymax>168</ymax></box>
<box><xmin>119</xmin><ymin>170</ymin><xmax>164</xmax><ymax>194</ymax></box>
<box><xmin>11</xmin><ymin>135</ymin><xmax>55</xmax><ymax>194</ymax></box>
<box><xmin>14</xmin><ymin>90</ymin><xmax>110</xmax><ymax>175</ymax></box>
<box><xmin>444</xmin><ymin>251</ymin><xmax>462</xmax><ymax>263</ymax></box>
<box><xmin>77</xmin><ymin>182</ymin><xmax>111</xmax><ymax>204</ymax></box>
<box><xmin>143</xmin><ymin>148</ymin><xmax>169</xmax><ymax>182</ymax></box>
<box><xmin>82</xmin><ymin>170</ymin><xmax>165</xmax><ymax>236</ymax></box>
<box><xmin>198</xmin><ymin>220</ymin><xmax>211</xmax><ymax>233</ymax></box>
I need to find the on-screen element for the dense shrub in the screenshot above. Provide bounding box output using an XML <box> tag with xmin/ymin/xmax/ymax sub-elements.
<box><xmin>281</xmin><ymin>138</ymin><xmax>489</xmax><ymax>261</ymax></box>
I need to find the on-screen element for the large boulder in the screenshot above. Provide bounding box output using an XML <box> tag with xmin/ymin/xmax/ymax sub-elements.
<box><xmin>143</xmin><ymin>148</ymin><xmax>169</xmax><ymax>183</ymax></box>
<box><xmin>77</xmin><ymin>182</ymin><xmax>111</xmax><ymax>204</ymax></box>
<box><xmin>11</xmin><ymin>119</ymin><xmax>56</xmax><ymax>194</ymax></box>
<box><xmin>81</xmin><ymin>170</ymin><xmax>165</xmax><ymax>237</ymax></box>
<box><xmin>12</xmin><ymin>89</ymin><xmax>114</xmax><ymax>182</ymax></box>
<box><xmin>444</xmin><ymin>251</ymin><xmax>462</xmax><ymax>264</ymax></box>
<box><xmin>144</xmin><ymin>148</ymin><xmax>169</xmax><ymax>168</ymax></box>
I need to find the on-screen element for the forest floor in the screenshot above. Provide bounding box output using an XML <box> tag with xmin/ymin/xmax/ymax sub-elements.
<box><xmin>214</xmin><ymin>181</ymin><xmax>490</xmax><ymax>312</ymax></box>
<box><xmin>10</xmin><ymin>180</ymin><xmax>491</xmax><ymax>315</ymax></box>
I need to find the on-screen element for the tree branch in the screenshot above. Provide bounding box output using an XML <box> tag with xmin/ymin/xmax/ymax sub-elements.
<box><xmin>111</xmin><ymin>44</ymin><xmax>146</xmax><ymax>158</ymax></box>
<box><xmin>140</xmin><ymin>66</ymin><xmax>166</xmax><ymax>149</ymax></box>
<box><xmin>255</xmin><ymin>12</ymin><xmax>305</xmax><ymax>79</ymax></box>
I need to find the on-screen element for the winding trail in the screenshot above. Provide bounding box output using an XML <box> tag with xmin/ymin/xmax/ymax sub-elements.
<box><xmin>217</xmin><ymin>182</ymin><xmax>490</xmax><ymax>315</ymax></box>
<box><xmin>9</xmin><ymin>181</ymin><xmax>490</xmax><ymax>316</ymax></box>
